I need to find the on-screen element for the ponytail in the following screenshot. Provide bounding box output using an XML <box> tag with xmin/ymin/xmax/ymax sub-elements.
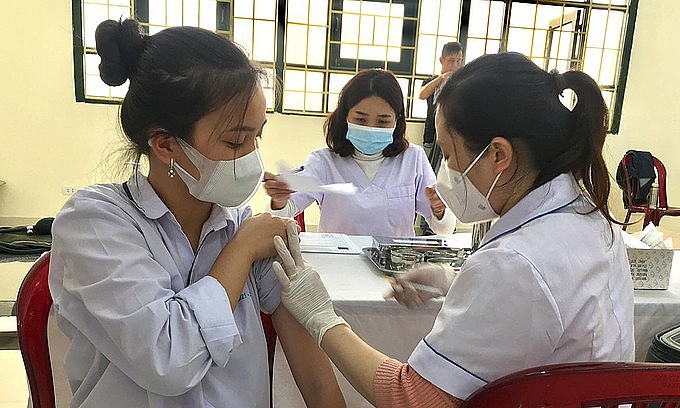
<box><xmin>560</xmin><ymin>71</ymin><xmax>617</xmax><ymax>225</ymax></box>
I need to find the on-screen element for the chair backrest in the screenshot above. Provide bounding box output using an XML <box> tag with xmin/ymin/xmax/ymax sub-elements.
<box><xmin>294</xmin><ymin>212</ymin><xmax>306</xmax><ymax>232</ymax></box>
<box><xmin>653</xmin><ymin>156</ymin><xmax>669</xmax><ymax>208</ymax></box>
<box><xmin>17</xmin><ymin>251</ymin><xmax>279</xmax><ymax>408</ymax></box>
<box><xmin>16</xmin><ymin>251</ymin><xmax>55</xmax><ymax>408</ymax></box>
<box><xmin>461</xmin><ymin>362</ymin><xmax>680</xmax><ymax>408</ymax></box>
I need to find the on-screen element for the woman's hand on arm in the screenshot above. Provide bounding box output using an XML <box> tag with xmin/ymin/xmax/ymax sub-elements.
<box><xmin>263</xmin><ymin>171</ymin><xmax>293</xmax><ymax>210</ymax></box>
<box><xmin>209</xmin><ymin>213</ymin><xmax>290</xmax><ymax>310</ymax></box>
<box><xmin>272</xmin><ymin>304</ymin><xmax>346</xmax><ymax>408</ymax></box>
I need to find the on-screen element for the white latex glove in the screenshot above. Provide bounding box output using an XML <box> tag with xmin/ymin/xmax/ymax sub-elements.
<box><xmin>384</xmin><ymin>263</ymin><xmax>456</xmax><ymax>309</ymax></box>
<box><xmin>272</xmin><ymin>222</ymin><xmax>349</xmax><ymax>345</ymax></box>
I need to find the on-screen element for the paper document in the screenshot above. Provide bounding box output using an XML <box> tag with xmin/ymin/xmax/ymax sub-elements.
<box><xmin>299</xmin><ymin>232</ymin><xmax>361</xmax><ymax>254</ymax></box>
<box><xmin>277</xmin><ymin>161</ymin><xmax>357</xmax><ymax>194</ymax></box>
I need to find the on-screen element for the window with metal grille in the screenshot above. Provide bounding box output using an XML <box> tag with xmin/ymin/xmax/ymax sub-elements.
<box><xmin>73</xmin><ymin>0</ymin><xmax>637</xmax><ymax>132</ymax></box>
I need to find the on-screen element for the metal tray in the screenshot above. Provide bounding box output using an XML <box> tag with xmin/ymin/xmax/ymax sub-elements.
<box><xmin>362</xmin><ymin>246</ymin><xmax>471</xmax><ymax>276</ymax></box>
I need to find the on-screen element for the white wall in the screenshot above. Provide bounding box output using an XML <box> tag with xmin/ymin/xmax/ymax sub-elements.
<box><xmin>604</xmin><ymin>0</ymin><xmax>680</xmax><ymax>234</ymax></box>
<box><xmin>0</xmin><ymin>0</ymin><xmax>678</xmax><ymax>235</ymax></box>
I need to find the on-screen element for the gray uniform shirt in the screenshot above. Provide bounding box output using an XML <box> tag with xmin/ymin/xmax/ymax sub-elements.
<box><xmin>48</xmin><ymin>173</ymin><xmax>281</xmax><ymax>408</ymax></box>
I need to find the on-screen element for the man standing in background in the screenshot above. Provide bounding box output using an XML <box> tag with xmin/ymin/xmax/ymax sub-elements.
<box><xmin>417</xmin><ymin>42</ymin><xmax>463</xmax><ymax>235</ymax></box>
<box><xmin>419</xmin><ymin>42</ymin><xmax>463</xmax><ymax>173</ymax></box>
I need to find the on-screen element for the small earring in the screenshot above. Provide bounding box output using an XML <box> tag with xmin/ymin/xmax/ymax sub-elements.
<box><xmin>168</xmin><ymin>158</ymin><xmax>176</xmax><ymax>178</ymax></box>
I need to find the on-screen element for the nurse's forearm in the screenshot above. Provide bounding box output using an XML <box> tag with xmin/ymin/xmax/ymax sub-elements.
<box><xmin>321</xmin><ymin>325</ymin><xmax>392</xmax><ymax>405</ymax></box>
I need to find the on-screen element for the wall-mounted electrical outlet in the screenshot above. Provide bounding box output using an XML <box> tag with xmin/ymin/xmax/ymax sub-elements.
<box><xmin>62</xmin><ymin>185</ymin><xmax>77</xmax><ymax>195</ymax></box>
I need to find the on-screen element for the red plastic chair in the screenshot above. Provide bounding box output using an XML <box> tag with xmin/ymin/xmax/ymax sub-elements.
<box><xmin>621</xmin><ymin>153</ymin><xmax>680</xmax><ymax>230</ymax></box>
<box><xmin>295</xmin><ymin>212</ymin><xmax>306</xmax><ymax>232</ymax></box>
<box><xmin>17</xmin><ymin>251</ymin><xmax>279</xmax><ymax>408</ymax></box>
<box><xmin>461</xmin><ymin>361</ymin><xmax>680</xmax><ymax>408</ymax></box>
<box><xmin>16</xmin><ymin>251</ymin><xmax>54</xmax><ymax>408</ymax></box>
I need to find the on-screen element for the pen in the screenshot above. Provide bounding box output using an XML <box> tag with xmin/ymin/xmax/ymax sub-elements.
<box><xmin>262</xmin><ymin>166</ymin><xmax>305</xmax><ymax>182</ymax></box>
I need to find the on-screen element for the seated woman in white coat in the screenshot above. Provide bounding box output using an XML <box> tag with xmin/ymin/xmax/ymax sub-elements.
<box><xmin>269</xmin><ymin>52</ymin><xmax>635</xmax><ymax>407</ymax></box>
<box><xmin>264</xmin><ymin>69</ymin><xmax>456</xmax><ymax>237</ymax></box>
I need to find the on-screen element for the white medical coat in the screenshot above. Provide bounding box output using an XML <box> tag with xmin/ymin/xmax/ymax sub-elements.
<box><xmin>48</xmin><ymin>173</ymin><xmax>281</xmax><ymax>408</ymax></box>
<box><xmin>408</xmin><ymin>173</ymin><xmax>635</xmax><ymax>399</ymax></box>
<box><xmin>291</xmin><ymin>144</ymin><xmax>437</xmax><ymax>236</ymax></box>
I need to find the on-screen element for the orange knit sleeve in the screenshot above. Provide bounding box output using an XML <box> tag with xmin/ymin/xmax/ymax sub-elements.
<box><xmin>373</xmin><ymin>358</ymin><xmax>463</xmax><ymax>408</ymax></box>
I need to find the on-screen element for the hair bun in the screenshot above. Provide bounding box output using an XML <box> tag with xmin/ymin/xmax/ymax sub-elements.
<box><xmin>95</xmin><ymin>19</ymin><xmax>146</xmax><ymax>86</ymax></box>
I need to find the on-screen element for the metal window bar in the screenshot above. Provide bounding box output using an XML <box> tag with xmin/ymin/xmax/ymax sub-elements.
<box><xmin>74</xmin><ymin>0</ymin><xmax>635</xmax><ymax>131</ymax></box>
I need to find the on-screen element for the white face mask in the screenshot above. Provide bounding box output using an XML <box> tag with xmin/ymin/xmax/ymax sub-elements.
<box><xmin>436</xmin><ymin>144</ymin><xmax>503</xmax><ymax>224</ymax></box>
<box><xmin>174</xmin><ymin>138</ymin><xmax>264</xmax><ymax>208</ymax></box>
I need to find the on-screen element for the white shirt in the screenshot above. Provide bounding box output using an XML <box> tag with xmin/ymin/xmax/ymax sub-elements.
<box><xmin>48</xmin><ymin>173</ymin><xmax>281</xmax><ymax>408</ymax></box>
<box><xmin>269</xmin><ymin>145</ymin><xmax>456</xmax><ymax>236</ymax></box>
<box><xmin>408</xmin><ymin>173</ymin><xmax>635</xmax><ymax>399</ymax></box>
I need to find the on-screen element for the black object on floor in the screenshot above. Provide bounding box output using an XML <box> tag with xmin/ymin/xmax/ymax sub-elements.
<box><xmin>646</xmin><ymin>322</ymin><xmax>680</xmax><ymax>363</ymax></box>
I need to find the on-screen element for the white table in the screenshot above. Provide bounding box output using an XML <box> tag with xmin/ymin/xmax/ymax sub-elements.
<box><xmin>273</xmin><ymin>234</ymin><xmax>680</xmax><ymax>407</ymax></box>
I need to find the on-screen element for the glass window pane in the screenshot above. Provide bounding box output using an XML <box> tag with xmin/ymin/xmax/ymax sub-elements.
<box><xmin>605</xmin><ymin>11</ymin><xmax>625</xmax><ymax>49</ymax></box>
<box><xmin>148</xmin><ymin>0</ymin><xmax>167</xmax><ymax>26</ymax></box>
<box><xmin>468</xmin><ymin>0</ymin><xmax>492</xmax><ymax>38</ymax></box>
<box><xmin>507</xmin><ymin>28</ymin><xmax>534</xmax><ymax>56</ymax></box>
<box><xmin>289</xmin><ymin>1</ymin><xmax>309</xmax><ymax>24</ymax></box>
<box><xmin>305</xmin><ymin>72</ymin><xmax>324</xmax><ymax>111</ymax></box>
<box><xmin>253</xmin><ymin>21</ymin><xmax>275</xmax><ymax>62</ymax></box>
<box><xmin>199</xmin><ymin>0</ymin><xmax>217</xmax><ymax>30</ymax></box>
<box><xmin>465</xmin><ymin>38</ymin><xmax>487</xmax><ymax>61</ymax></box>
<box><xmin>234</xmin><ymin>0</ymin><xmax>253</xmax><ymax>18</ymax></box>
<box><xmin>415</xmin><ymin>34</ymin><xmax>437</xmax><ymax>75</ymax></box>
<box><xmin>183</xmin><ymin>0</ymin><xmax>199</xmax><ymax>26</ymax></box>
<box><xmin>167</xmin><ymin>0</ymin><xmax>183</xmax><ymax>26</ymax></box>
<box><xmin>438</xmin><ymin>0</ymin><xmax>461</xmax><ymax>37</ymax></box>
<box><xmin>260</xmin><ymin>69</ymin><xmax>276</xmax><ymax>110</ymax></box>
<box><xmin>284</xmin><ymin>91</ymin><xmax>305</xmax><ymax>110</ymax></box>
<box><xmin>487</xmin><ymin>1</ymin><xmax>504</xmax><ymax>39</ymax></box>
<box><xmin>85</xmin><ymin>54</ymin><xmax>110</xmax><ymax>96</ymax></box>
<box><xmin>286</xmin><ymin>24</ymin><xmax>308</xmax><ymax>65</ymax></box>
<box><xmin>599</xmin><ymin>49</ymin><xmax>620</xmax><ymax>85</ymax></box>
<box><xmin>587</xmin><ymin>9</ymin><xmax>608</xmax><ymax>49</ymax></box>
<box><xmin>285</xmin><ymin>70</ymin><xmax>306</xmax><ymax>91</ymax></box>
<box><xmin>328</xmin><ymin>73</ymin><xmax>354</xmax><ymax>111</ymax></box>
<box><xmin>419</xmin><ymin>0</ymin><xmax>439</xmax><ymax>35</ymax></box>
<box><xmin>396</xmin><ymin>77</ymin><xmax>409</xmax><ymax>112</ymax></box>
<box><xmin>509</xmin><ymin>3</ymin><xmax>537</xmax><ymax>29</ymax></box>
<box><xmin>108</xmin><ymin>6</ymin><xmax>131</xmax><ymax>21</ymax></box>
<box><xmin>583</xmin><ymin>48</ymin><xmax>603</xmax><ymax>81</ymax></box>
<box><xmin>233</xmin><ymin>18</ymin><xmax>254</xmax><ymax>57</ymax></box>
<box><xmin>308</xmin><ymin>27</ymin><xmax>327</xmax><ymax>66</ymax></box>
<box><xmin>84</xmin><ymin>4</ymin><xmax>108</xmax><ymax>48</ymax></box>
<box><xmin>255</xmin><ymin>0</ymin><xmax>275</xmax><ymax>20</ymax></box>
<box><xmin>309</xmin><ymin>1</ymin><xmax>328</xmax><ymax>25</ymax></box>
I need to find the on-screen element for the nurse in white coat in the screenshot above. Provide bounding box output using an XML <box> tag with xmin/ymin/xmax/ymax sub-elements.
<box><xmin>269</xmin><ymin>52</ymin><xmax>635</xmax><ymax>407</ymax></box>
<box><xmin>48</xmin><ymin>19</ymin><xmax>344</xmax><ymax>408</ymax></box>
<box><xmin>264</xmin><ymin>69</ymin><xmax>456</xmax><ymax>237</ymax></box>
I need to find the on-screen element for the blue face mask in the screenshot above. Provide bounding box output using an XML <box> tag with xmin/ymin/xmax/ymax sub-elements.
<box><xmin>345</xmin><ymin>121</ymin><xmax>395</xmax><ymax>155</ymax></box>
